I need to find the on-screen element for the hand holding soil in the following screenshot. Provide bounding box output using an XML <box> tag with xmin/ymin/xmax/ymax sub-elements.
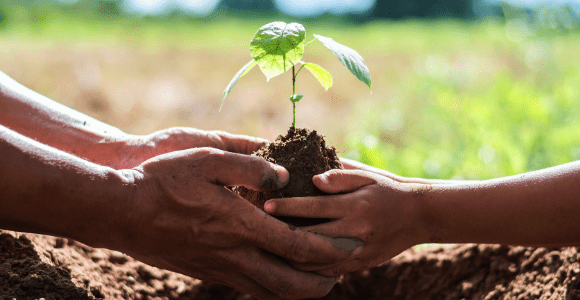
<box><xmin>264</xmin><ymin>169</ymin><xmax>424</xmax><ymax>276</ymax></box>
<box><xmin>99</xmin><ymin>128</ymin><xmax>271</xmax><ymax>169</ymax></box>
<box><xmin>106</xmin><ymin>148</ymin><xmax>356</xmax><ymax>299</ymax></box>
<box><xmin>266</xmin><ymin>160</ymin><xmax>580</xmax><ymax>278</ymax></box>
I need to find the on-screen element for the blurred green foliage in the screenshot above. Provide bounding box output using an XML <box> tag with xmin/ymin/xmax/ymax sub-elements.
<box><xmin>343</xmin><ymin>20</ymin><xmax>580</xmax><ymax>180</ymax></box>
<box><xmin>1</xmin><ymin>1</ymin><xmax>580</xmax><ymax>181</ymax></box>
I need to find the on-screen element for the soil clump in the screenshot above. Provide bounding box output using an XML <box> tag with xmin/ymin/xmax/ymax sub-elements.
<box><xmin>235</xmin><ymin>126</ymin><xmax>343</xmax><ymax>226</ymax></box>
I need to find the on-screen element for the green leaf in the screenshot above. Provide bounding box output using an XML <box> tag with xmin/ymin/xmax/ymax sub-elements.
<box><xmin>290</xmin><ymin>94</ymin><xmax>304</xmax><ymax>103</ymax></box>
<box><xmin>313</xmin><ymin>34</ymin><xmax>371</xmax><ymax>89</ymax></box>
<box><xmin>302</xmin><ymin>62</ymin><xmax>333</xmax><ymax>91</ymax></box>
<box><xmin>250</xmin><ymin>21</ymin><xmax>305</xmax><ymax>81</ymax></box>
<box><xmin>221</xmin><ymin>59</ymin><xmax>257</xmax><ymax>111</ymax></box>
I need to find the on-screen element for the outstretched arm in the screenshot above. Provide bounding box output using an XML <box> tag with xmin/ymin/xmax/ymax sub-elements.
<box><xmin>0</xmin><ymin>71</ymin><xmax>133</xmax><ymax>164</ymax></box>
<box><xmin>265</xmin><ymin>161</ymin><xmax>580</xmax><ymax>276</ymax></box>
<box><xmin>422</xmin><ymin>161</ymin><xmax>580</xmax><ymax>247</ymax></box>
<box><xmin>0</xmin><ymin>71</ymin><xmax>267</xmax><ymax>169</ymax></box>
<box><xmin>0</xmin><ymin>123</ymin><xmax>126</xmax><ymax>242</ymax></box>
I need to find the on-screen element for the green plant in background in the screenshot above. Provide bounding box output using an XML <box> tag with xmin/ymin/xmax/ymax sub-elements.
<box><xmin>221</xmin><ymin>21</ymin><xmax>372</xmax><ymax>127</ymax></box>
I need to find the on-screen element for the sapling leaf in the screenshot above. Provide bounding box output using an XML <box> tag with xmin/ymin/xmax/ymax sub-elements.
<box><xmin>313</xmin><ymin>34</ymin><xmax>372</xmax><ymax>90</ymax></box>
<box><xmin>221</xmin><ymin>59</ymin><xmax>257</xmax><ymax>111</ymax></box>
<box><xmin>302</xmin><ymin>62</ymin><xmax>333</xmax><ymax>91</ymax></box>
<box><xmin>290</xmin><ymin>94</ymin><xmax>303</xmax><ymax>103</ymax></box>
<box><xmin>250</xmin><ymin>21</ymin><xmax>305</xmax><ymax>81</ymax></box>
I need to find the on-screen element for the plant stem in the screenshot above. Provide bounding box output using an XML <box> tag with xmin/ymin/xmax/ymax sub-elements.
<box><xmin>293</xmin><ymin>102</ymin><xmax>296</xmax><ymax>127</ymax></box>
<box><xmin>292</xmin><ymin>65</ymin><xmax>296</xmax><ymax>127</ymax></box>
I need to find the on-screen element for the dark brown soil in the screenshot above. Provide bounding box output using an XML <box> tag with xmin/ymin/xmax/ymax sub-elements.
<box><xmin>3</xmin><ymin>128</ymin><xmax>580</xmax><ymax>299</ymax></box>
<box><xmin>235</xmin><ymin>126</ymin><xmax>343</xmax><ymax>226</ymax></box>
<box><xmin>3</xmin><ymin>229</ymin><xmax>580</xmax><ymax>300</ymax></box>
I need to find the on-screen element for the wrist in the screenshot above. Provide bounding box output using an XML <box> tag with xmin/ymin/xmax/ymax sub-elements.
<box><xmin>409</xmin><ymin>183</ymin><xmax>447</xmax><ymax>245</ymax></box>
<box><xmin>71</xmin><ymin>167</ymin><xmax>141</xmax><ymax>249</ymax></box>
<box><xmin>416</xmin><ymin>182</ymin><xmax>482</xmax><ymax>245</ymax></box>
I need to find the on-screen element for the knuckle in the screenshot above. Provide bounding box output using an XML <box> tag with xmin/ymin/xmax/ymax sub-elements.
<box><xmin>191</xmin><ymin>146</ymin><xmax>216</xmax><ymax>158</ymax></box>
<box><xmin>206</xmin><ymin>130</ymin><xmax>228</xmax><ymax>148</ymax></box>
<box><xmin>353</xmin><ymin>221</ymin><xmax>373</xmax><ymax>238</ymax></box>
<box><xmin>352</xmin><ymin>198</ymin><xmax>371</xmax><ymax>213</ymax></box>
<box><xmin>199</xmin><ymin>148</ymin><xmax>225</xmax><ymax>167</ymax></box>
<box><xmin>204</xmin><ymin>147</ymin><xmax>226</xmax><ymax>159</ymax></box>
<box><xmin>324</xmin><ymin>169</ymin><xmax>343</xmax><ymax>181</ymax></box>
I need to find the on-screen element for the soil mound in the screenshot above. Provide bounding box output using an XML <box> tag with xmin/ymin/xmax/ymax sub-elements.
<box><xmin>235</xmin><ymin>127</ymin><xmax>343</xmax><ymax>226</ymax></box>
<box><xmin>2</xmin><ymin>230</ymin><xmax>580</xmax><ymax>299</ymax></box>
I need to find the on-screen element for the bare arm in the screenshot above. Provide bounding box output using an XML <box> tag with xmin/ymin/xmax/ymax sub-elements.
<box><xmin>340</xmin><ymin>157</ymin><xmax>467</xmax><ymax>184</ymax></box>
<box><xmin>0</xmin><ymin>71</ymin><xmax>131</xmax><ymax>166</ymax></box>
<box><xmin>422</xmin><ymin>161</ymin><xmax>580</xmax><ymax>247</ymax></box>
<box><xmin>0</xmin><ymin>123</ymin><xmax>127</xmax><ymax>244</ymax></box>
<box><xmin>265</xmin><ymin>161</ymin><xmax>580</xmax><ymax>276</ymax></box>
<box><xmin>0</xmin><ymin>71</ymin><xmax>268</xmax><ymax>169</ymax></box>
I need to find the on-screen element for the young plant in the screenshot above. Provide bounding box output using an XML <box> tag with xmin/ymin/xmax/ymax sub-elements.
<box><xmin>221</xmin><ymin>21</ymin><xmax>372</xmax><ymax>127</ymax></box>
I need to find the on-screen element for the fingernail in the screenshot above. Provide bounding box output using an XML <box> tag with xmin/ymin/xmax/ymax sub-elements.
<box><xmin>329</xmin><ymin>237</ymin><xmax>363</xmax><ymax>252</ymax></box>
<box><xmin>259</xmin><ymin>165</ymin><xmax>289</xmax><ymax>190</ymax></box>
<box><xmin>352</xmin><ymin>246</ymin><xmax>364</xmax><ymax>257</ymax></box>
<box><xmin>275</xmin><ymin>165</ymin><xmax>290</xmax><ymax>189</ymax></box>
<box><xmin>317</xmin><ymin>174</ymin><xmax>329</xmax><ymax>185</ymax></box>
<box><xmin>264</xmin><ymin>201</ymin><xmax>275</xmax><ymax>213</ymax></box>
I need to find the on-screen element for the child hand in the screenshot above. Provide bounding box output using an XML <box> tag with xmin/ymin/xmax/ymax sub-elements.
<box><xmin>264</xmin><ymin>169</ymin><xmax>427</xmax><ymax>276</ymax></box>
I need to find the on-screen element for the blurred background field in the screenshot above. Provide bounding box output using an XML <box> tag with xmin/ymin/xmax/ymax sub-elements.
<box><xmin>1</xmin><ymin>0</ymin><xmax>580</xmax><ymax>180</ymax></box>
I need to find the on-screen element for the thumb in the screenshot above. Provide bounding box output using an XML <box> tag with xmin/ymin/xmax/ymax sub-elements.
<box><xmin>203</xmin><ymin>149</ymin><xmax>289</xmax><ymax>191</ymax></box>
<box><xmin>212</xmin><ymin>131</ymin><xmax>269</xmax><ymax>155</ymax></box>
<box><xmin>313</xmin><ymin>169</ymin><xmax>377</xmax><ymax>194</ymax></box>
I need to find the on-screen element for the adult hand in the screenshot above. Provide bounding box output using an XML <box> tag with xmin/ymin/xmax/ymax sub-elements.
<box><xmin>264</xmin><ymin>169</ymin><xmax>426</xmax><ymax>277</ymax></box>
<box><xmin>103</xmin><ymin>128</ymin><xmax>268</xmax><ymax>169</ymax></box>
<box><xmin>104</xmin><ymin>148</ymin><xmax>357</xmax><ymax>299</ymax></box>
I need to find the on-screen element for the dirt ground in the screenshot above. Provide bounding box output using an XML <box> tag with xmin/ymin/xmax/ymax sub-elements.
<box><xmin>3</xmin><ymin>229</ymin><xmax>580</xmax><ymax>300</ymax></box>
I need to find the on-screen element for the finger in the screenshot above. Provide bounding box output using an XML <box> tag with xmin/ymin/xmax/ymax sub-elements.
<box><xmin>338</xmin><ymin>157</ymin><xmax>360</xmax><ymax>170</ymax></box>
<box><xmin>339</xmin><ymin>157</ymin><xmax>408</xmax><ymax>182</ymax></box>
<box><xmin>313</xmin><ymin>169</ymin><xmax>378</xmax><ymax>194</ymax></box>
<box><xmin>247</xmin><ymin>209</ymin><xmax>359</xmax><ymax>264</ymax></box>
<box><xmin>314</xmin><ymin>259</ymin><xmax>365</xmax><ymax>277</ymax></box>
<box><xmin>264</xmin><ymin>195</ymin><xmax>353</xmax><ymax>219</ymax></box>
<box><xmin>298</xmin><ymin>221</ymin><xmax>368</xmax><ymax>250</ymax></box>
<box><xmin>288</xmin><ymin>243</ymin><xmax>362</xmax><ymax>272</ymax></box>
<box><xmin>234</xmin><ymin>247</ymin><xmax>340</xmax><ymax>299</ymax></box>
<box><xmin>202</xmin><ymin>149</ymin><xmax>289</xmax><ymax>191</ymax></box>
<box><xmin>289</xmin><ymin>261</ymin><xmax>341</xmax><ymax>272</ymax></box>
<box><xmin>160</xmin><ymin>256</ymin><xmax>284</xmax><ymax>300</ymax></box>
<box><xmin>212</xmin><ymin>130</ymin><xmax>269</xmax><ymax>155</ymax></box>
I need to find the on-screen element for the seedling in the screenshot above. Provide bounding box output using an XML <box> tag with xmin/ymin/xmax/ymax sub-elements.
<box><xmin>222</xmin><ymin>21</ymin><xmax>372</xmax><ymax>127</ymax></box>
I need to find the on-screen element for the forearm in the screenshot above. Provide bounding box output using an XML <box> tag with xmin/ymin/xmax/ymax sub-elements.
<box><xmin>340</xmin><ymin>157</ymin><xmax>465</xmax><ymax>184</ymax></box>
<box><xmin>421</xmin><ymin>161</ymin><xmax>580</xmax><ymax>246</ymax></box>
<box><xmin>0</xmin><ymin>124</ymin><xmax>131</xmax><ymax>248</ymax></box>
<box><xmin>0</xmin><ymin>71</ymin><xmax>135</xmax><ymax>167</ymax></box>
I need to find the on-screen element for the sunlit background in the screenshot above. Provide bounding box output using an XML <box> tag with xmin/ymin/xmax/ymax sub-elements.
<box><xmin>1</xmin><ymin>0</ymin><xmax>580</xmax><ymax>180</ymax></box>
